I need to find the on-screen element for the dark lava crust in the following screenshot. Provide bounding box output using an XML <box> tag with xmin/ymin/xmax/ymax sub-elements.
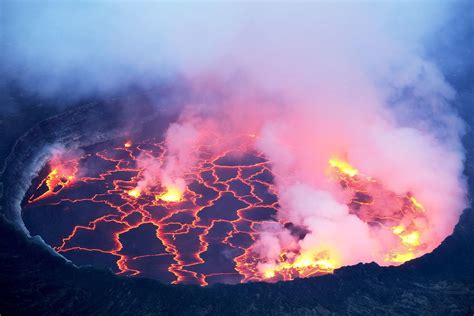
<box><xmin>0</xmin><ymin>208</ymin><xmax>473</xmax><ymax>315</ymax></box>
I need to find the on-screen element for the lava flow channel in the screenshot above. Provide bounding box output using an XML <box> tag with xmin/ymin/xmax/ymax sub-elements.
<box><xmin>22</xmin><ymin>135</ymin><xmax>430</xmax><ymax>285</ymax></box>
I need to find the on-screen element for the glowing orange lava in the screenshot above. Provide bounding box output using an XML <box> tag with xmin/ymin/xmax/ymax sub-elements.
<box><xmin>28</xmin><ymin>160</ymin><xmax>78</xmax><ymax>203</ymax></box>
<box><xmin>240</xmin><ymin>158</ymin><xmax>428</xmax><ymax>282</ymax></box>
<box><xmin>127</xmin><ymin>188</ymin><xmax>141</xmax><ymax>198</ymax></box>
<box><xmin>156</xmin><ymin>186</ymin><xmax>183</xmax><ymax>202</ymax></box>
<box><xmin>260</xmin><ymin>252</ymin><xmax>339</xmax><ymax>280</ymax></box>
<box><xmin>24</xmin><ymin>135</ymin><xmax>277</xmax><ymax>285</ymax></box>
<box><xmin>328</xmin><ymin>158</ymin><xmax>358</xmax><ymax>177</ymax></box>
<box><xmin>24</xmin><ymin>140</ymin><xmax>430</xmax><ymax>285</ymax></box>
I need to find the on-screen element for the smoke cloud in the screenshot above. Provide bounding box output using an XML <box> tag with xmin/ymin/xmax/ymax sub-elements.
<box><xmin>3</xmin><ymin>1</ymin><xmax>470</xmax><ymax>275</ymax></box>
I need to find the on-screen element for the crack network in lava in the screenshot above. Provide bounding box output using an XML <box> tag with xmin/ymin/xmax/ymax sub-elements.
<box><xmin>23</xmin><ymin>135</ymin><xmax>428</xmax><ymax>285</ymax></box>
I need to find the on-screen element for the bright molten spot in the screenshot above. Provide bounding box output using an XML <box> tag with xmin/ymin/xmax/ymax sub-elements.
<box><xmin>156</xmin><ymin>186</ymin><xmax>183</xmax><ymax>203</ymax></box>
<box><xmin>28</xmin><ymin>164</ymin><xmax>77</xmax><ymax>203</ymax></box>
<box><xmin>410</xmin><ymin>196</ymin><xmax>425</xmax><ymax>211</ymax></box>
<box><xmin>128</xmin><ymin>188</ymin><xmax>141</xmax><ymax>198</ymax></box>
<box><xmin>386</xmin><ymin>252</ymin><xmax>415</xmax><ymax>263</ymax></box>
<box><xmin>400</xmin><ymin>231</ymin><xmax>420</xmax><ymax>247</ymax></box>
<box><xmin>329</xmin><ymin>158</ymin><xmax>358</xmax><ymax>177</ymax></box>
<box><xmin>391</xmin><ymin>225</ymin><xmax>421</xmax><ymax>247</ymax></box>
<box><xmin>262</xmin><ymin>252</ymin><xmax>339</xmax><ymax>280</ymax></box>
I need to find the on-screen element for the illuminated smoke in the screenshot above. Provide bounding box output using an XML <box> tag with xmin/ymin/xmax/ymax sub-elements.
<box><xmin>141</xmin><ymin>3</ymin><xmax>467</xmax><ymax>277</ymax></box>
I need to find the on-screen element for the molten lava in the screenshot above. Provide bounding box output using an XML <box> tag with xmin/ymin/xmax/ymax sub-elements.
<box><xmin>23</xmin><ymin>137</ymin><xmax>431</xmax><ymax>285</ymax></box>
<box><xmin>127</xmin><ymin>188</ymin><xmax>141</xmax><ymax>198</ymax></box>
<box><xmin>328</xmin><ymin>158</ymin><xmax>358</xmax><ymax>177</ymax></box>
<box><xmin>260</xmin><ymin>251</ymin><xmax>339</xmax><ymax>281</ymax></box>
<box><xmin>241</xmin><ymin>158</ymin><xmax>429</xmax><ymax>282</ymax></box>
<box><xmin>28</xmin><ymin>159</ymin><xmax>78</xmax><ymax>203</ymax></box>
<box><xmin>156</xmin><ymin>186</ymin><xmax>183</xmax><ymax>203</ymax></box>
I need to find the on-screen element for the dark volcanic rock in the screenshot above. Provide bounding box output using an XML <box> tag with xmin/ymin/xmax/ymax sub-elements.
<box><xmin>1</xmin><ymin>209</ymin><xmax>473</xmax><ymax>315</ymax></box>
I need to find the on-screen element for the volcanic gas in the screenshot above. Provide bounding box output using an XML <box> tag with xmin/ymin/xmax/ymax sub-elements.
<box><xmin>23</xmin><ymin>132</ymin><xmax>437</xmax><ymax>285</ymax></box>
